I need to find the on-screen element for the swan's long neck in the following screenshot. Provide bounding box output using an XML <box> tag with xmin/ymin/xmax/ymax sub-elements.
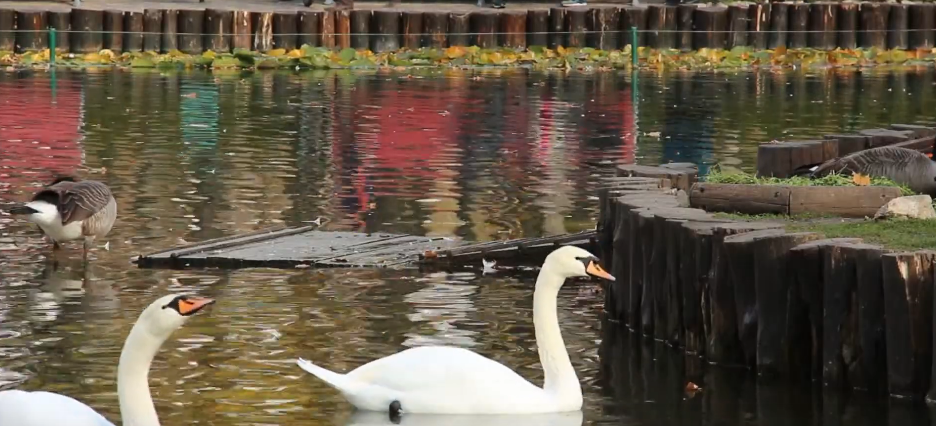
<box><xmin>533</xmin><ymin>265</ymin><xmax>581</xmax><ymax>403</ymax></box>
<box><xmin>117</xmin><ymin>320</ymin><xmax>164</xmax><ymax>426</ymax></box>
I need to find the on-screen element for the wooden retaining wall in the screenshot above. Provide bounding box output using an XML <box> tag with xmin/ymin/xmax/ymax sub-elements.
<box><xmin>1</xmin><ymin>3</ymin><xmax>936</xmax><ymax>53</ymax></box>
<box><xmin>598</xmin><ymin>165</ymin><xmax>936</xmax><ymax>401</ymax></box>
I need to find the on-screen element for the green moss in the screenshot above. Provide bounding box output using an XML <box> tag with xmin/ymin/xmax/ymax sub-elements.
<box><xmin>703</xmin><ymin>166</ymin><xmax>915</xmax><ymax>196</ymax></box>
<box><xmin>788</xmin><ymin>220</ymin><xmax>936</xmax><ymax>251</ymax></box>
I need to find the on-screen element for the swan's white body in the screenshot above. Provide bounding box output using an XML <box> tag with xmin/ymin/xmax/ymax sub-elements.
<box><xmin>0</xmin><ymin>294</ymin><xmax>213</xmax><ymax>426</ymax></box>
<box><xmin>297</xmin><ymin>246</ymin><xmax>614</xmax><ymax>415</ymax></box>
<box><xmin>344</xmin><ymin>409</ymin><xmax>584</xmax><ymax>426</ymax></box>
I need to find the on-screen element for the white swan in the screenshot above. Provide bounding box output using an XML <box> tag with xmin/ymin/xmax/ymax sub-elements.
<box><xmin>296</xmin><ymin>245</ymin><xmax>615</xmax><ymax>415</ymax></box>
<box><xmin>0</xmin><ymin>294</ymin><xmax>215</xmax><ymax>426</ymax></box>
<box><xmin>344</xmin><ymin>409</ymin><xmax>584</xmax><ymax>426</ymax></box>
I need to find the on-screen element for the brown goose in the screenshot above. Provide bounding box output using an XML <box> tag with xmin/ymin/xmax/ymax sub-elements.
<box><xmin>809</xmin><ymin>146</ymin><xmax>936</xmax><ymax>196</ymax></box>
<box><xmin>7</xmin><ymin>177</ymin><xmax>117</xmax><ymax>261</ymax></box>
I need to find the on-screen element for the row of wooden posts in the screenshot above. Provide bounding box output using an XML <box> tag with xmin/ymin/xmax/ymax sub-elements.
<box><xmin>1</xmin><ymin>2</ymin><xmax>935</xmax><ymax>55</ymax></box>
<box><xmin>596</xmin><ymin>123</ymin><xmax>936</xmax><ymax>401</ymax></box>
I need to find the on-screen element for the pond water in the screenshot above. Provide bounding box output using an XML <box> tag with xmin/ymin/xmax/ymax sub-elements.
<box><xmin>1</xmin><ymin>68</ymin><xmax>936</xmax><ymax>426</ymax></box>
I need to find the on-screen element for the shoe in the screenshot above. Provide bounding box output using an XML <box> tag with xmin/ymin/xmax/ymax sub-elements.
<box><xmin>492</xmin><ymin>2</ymin><xmax>505</xmax><ymax>8</ymax></box>
<box><xmin>561</xmin><ymin>0</ymin><xmax>587</xmax><ymax>6</ymax></box>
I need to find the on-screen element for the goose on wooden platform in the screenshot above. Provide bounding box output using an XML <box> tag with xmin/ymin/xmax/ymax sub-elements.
<box><xmin>808</xmin><ymin>146</ymin><xmax>936</xmax><ymax>196</ymax></box>
<box><xmin>296</xmin><ymin>245</ymin><xmax>615</xmax><ymax>416</ymax></box>
<box><xmin>7</xmin><ymin>176</ymin><xmax>117</xmax><ymax>261</ymax></box>
<box><xmin>0</xmin><ymin>294</ymin><xmax>215</xmax><ymax>426</ymax></box>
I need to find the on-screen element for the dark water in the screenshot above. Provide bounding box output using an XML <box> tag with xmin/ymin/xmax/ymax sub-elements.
<box><xmin>1</xmin><ymin>67</ymin><xmax>936</xmax><ymax>426</ymax></box>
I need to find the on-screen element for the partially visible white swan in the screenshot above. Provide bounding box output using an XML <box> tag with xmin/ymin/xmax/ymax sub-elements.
<box><xmin>345</xmin><ymin>409</ymin><xmax>584</xmax><ymax>426</ymax></box>
<box><xmin>0</xmin><ymin>294</ymin><xmax>215</xmax><ymax>426</ymax></box>
<box><xmin>297</xmin><ymin>245</ymin><xmax>615</xmax><ymax>415</ymax></box>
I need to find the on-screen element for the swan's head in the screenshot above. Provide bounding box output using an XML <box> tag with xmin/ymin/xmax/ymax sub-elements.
<box><xmin>543</xmin><ymin>246</ymin><xmax>615</xmax><ymax>282</ymax></box>
<box><xmin>136</xmin><ymin>294</ymin><xmax>215</xmax><ymax>338</ymax></box>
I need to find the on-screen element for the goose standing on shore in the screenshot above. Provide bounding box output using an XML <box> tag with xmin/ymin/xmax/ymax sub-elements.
<box><xmin>296</xmin><ymin>245</ymin><xmax>615</xmax><ymax>416</ymax></box>
<box><xmin>0</xmin><ymin>294</ymin><xmax>215</xmax><ymax>426</ymax></box>
<box><xmin>7</xmin><ymin>176</ymin><xmax>117</xmax><ymax>261</ymax></box>
<box><xmin>808</xmin><ymin>146</ymin><xmax>936</xmax><ymax>196</ymax></box>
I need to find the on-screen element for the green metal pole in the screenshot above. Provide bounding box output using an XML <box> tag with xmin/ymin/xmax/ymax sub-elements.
<box><xmin>630</xmin><ymin>26</ymin><xmax>638</xmax><ymax>69</ymax></box>
<box><xmin>49</xmin><ymin>27</ymin><xmax>56</xmax><ymax>65</ymax></box>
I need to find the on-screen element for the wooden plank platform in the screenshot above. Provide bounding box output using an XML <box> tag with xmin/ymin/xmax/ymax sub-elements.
<box><xmin>134</xmin><ymin>226</ymin><xmax>596</xmax><ymax>270</ymax></box>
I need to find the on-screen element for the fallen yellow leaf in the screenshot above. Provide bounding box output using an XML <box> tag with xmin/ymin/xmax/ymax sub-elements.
<box><xmin>853</xmin><ymin>173</ymin><xmax>871</xmax><ymax>186</ymax></box>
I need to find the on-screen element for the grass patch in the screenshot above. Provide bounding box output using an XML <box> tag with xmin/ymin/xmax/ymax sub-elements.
<box><xmin>703</xmin><ymin>166</ymin><xmax>915</xmax><ymax>196</ymax></box>
<box><xmin>788</xmin><ymin>220</ymin><xmax>936</xmax><ymax>251</ymax></box>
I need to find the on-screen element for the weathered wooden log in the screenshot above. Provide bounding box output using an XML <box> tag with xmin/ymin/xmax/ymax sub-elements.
<box><xmin>48</xmin><ymin>11</ymin><xmax>70</xmax><ymax>52</ymax></box>
<box><xmin>788</xmin><ymin>3</ymin><xmax>809</xmax><ymax>49</ymax></box>
<box><xmin>637</xmin><ymin>209</ymin><xmax>658</xmax><ymax>336</ymax></box>
<box><xmin>103</xmin><ymin>10</ymin><xmax>123</xmax><ymax>53</ymax></box>
<box><xmin>322</xmin><ymin>10</ymin><xmax>335</xmax><ymax>48</ymax></box>
<box><xmin>677</xmin><ymin>4</ymin><xmax>697</xmax><ymax>51</ymax></box>
<box><xmin>424</xmin><ymin>12</ymin><xmax>448</xmax><ymax>48</ymax></box>
<box><xmin>402</xmin><ymin>11</ymin><xmax>422</xmax><ymax>49</ymax></box>
<box><xmin>177</xmin><ymin>9</ymin><xmax>204</xmax><ymax>54</ymax></box>
<box><xmin>747</xmin><ymin>2</ymin><xmax>769</xmax><ymax>50</ymax></box>
<box><xmin>0</xmin><ymin>9</ymin><xmax>14</xmax><ymax>52</ymax></box>
<box><xmin>273</xmin><ymin>12</ymin><xmax>298</xmax><ymax>50</ymax></box>
<box><xmin>350</xmin><ymin>10</ymin><xmax>370</xmax><ymax>50</ymax></box>
<box><xmin>767</xmin><ymin>2</ymin><xmax>787</xmax><ymax>49</ymax></box>
<box><xmin>142</xmin><ymin>9</ymin><xmax>162</xmax><ymax>52</ymax></box>
<box><xmin>756</xmin><ymin>139</ymin><xmax>838</xmax><ymax>179</ymax></box>
<box><xmin>471</xmin><ymin>11</ymin><xmax>497</xmax><ymax>49</ymax></box>
<box><xmin>449</xmin><ymin>12</ymin><xmax>470</xmax><ymax>47</ymax></box>
<box><xmin>680</xmin><ymin>221</ymin><xmax>717</xmax><ymax>355</ymax></box>
<box><xmin>620</xmin><ymin>5</ymin><xmax>648</xmax><ymax>48</ymax></box>
<box><xmin>792</xmin><ymin>186</ymin><xmax>901</xmax><ymax>218</ymax></box>
<box><xmin>726</xmin><ymin>4</ymin><xmax>748</xmax><ymax>49</ymax></box>
<box><xmin>598</xmin><ymin>177</ymin><xmax>670</xmax><ymax>272</ymax></box>
<box><xmin>837</xmin><ymin>3</ymin><xmax>858</xmax><ymax>50</ymax></box>
<box><xmin>205</xmin><ymin>9</ymin><xmax>233</xmax><ymax>53</ymax></box>
<box><xmin>808</xmin><ymin>2</ymin><xmax>837</xmax><ymax>50</ymax></box>
<box><xmin>15</xmin><ymin>11</ymin><xmax>46</xmax><ymax>53</ymax></box>
<box><xmin>891</xmin><ymin>124</ymin><xmax>936</xmax><ymax>139</ymax></box>
<box><xmin>163</xmin><ymin>10</ymin><xmax>179</xmax><ymax>53</ymax></box>
<box><xmin>70</xmin><ymin>9</ymin><xmax>104</xmax><ymax>54</ymax></box>
<box><xmin>859</xmin><ymin>128</ymin><xmax>912</xmax><ymax>148</ymax></box>
<box><xmin>501</xmin><ymin>10</ymin><xmax>526</xmax><ymax>49</ymax></box>
<box><xmin>527</xmin><ymin>9</ymin><xmax>548</xmax><ymax>47</ymax></box>
<box><xmin>908</xmin><ymin>4</ymin><xmax>935</xmax><ymax>50</ymax></box>
<box><xmin>882</xmin><ymin>251</ymin><xmax>935</xmax><ymax>400</ymax></box>
<box><xmin>567</xmin><ymin>9</ymin><xmax>587</xmax><ymax>48</ymax></box>
<box><xmin>859</xmin><ymin>3</ymin><xmax>888</xmax><ymax>50</ymax></box>
<box><xmin>820</xmin><ymin>241</ymin><xmax>865</xmax><ymax>389</ymax></box>
<box><xmin>647</xmin><ymin>5</ymin><xmax>676</xmax><ymax>49</ymax></box>
<box><xmin>693</xmin><ymin>6</ymin><xmax>728</xmax><ymax>50</ymax></box>
<box><xmin>123</xmin><ymin>11</ymin><xmax>143</xmax><ymax>53</ymax></box>
<box><xmin>823</xmin><ymin>134</ymin><xmax>869</xmax><ymax>157</ymax></box>
<box><xmin>708</xmin><ymin>224</ymin><xmax>784</xmax><ymax>365</ymax></box>
<box><xmin>336</xmin><ymin>9</ymin><xmax>351</xmax><ymax>49</ymax></box>
<box><xmin>549</xmin><ymin>7</ymin><xmax>566</xmax><ymax>48</ymax></box>
<box><xmin>617</xmin><ymin>163</ymin><xmax>697</xmax><ymax>192</ymax></box>
<box><xmin>888</xmin><ymin>3</ymin><xmax>908</xmax><ymax>50</ymax></box>
<box><xmin>689</xmin><ymin>183</ymin><xmax>791</xmax><ymax>216</ymax></box>
<box><xmin>588</xmin><ymin>6</ymin><xmax>618</xmax><ymax>50</ymax></box>
<box><xmin>298</xmin><ymin>11</ymin><xmax>320</xmax><ymax>48</ymax></box>
<box><xmin>373</xmin><ymin>9</ymin><xmax>400</xmax><ymax>52</ymax></box>
<box><xmin>253</xmin><ymin>12</ymin><xmax>273</xmax><ymax>52</ymax></box>
<box><xmin>841</xmin><ymin>243</ymin><xmax>886</xmax><ymax>393</ymax></box>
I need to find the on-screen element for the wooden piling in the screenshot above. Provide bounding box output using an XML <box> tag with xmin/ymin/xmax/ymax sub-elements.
<box><xmin>755</xmin><ymin>139</ymin><xmax>837</xmax><ymax>179</ymax></box>
<box><xmin>48</xmin><ymin>11</ymin><xmax>70</xmax><ymax>52</ymax></box>
<box><xmin>253</xmin><ymin>12</ymin><xmax>273</xmax><ymax>52</ymax></box>
<box><xmin>298</xmin><ymin>11</ymin><xmax>319</xmax><ymax>47</ymax></box>
<box><xmin>177</xmin><ymin>9</ymin><xmax>204</xmax><ymax>54</ymax></box>
<box><xmin>162</xmin><ymin>10</ymin><xmax>178</xmax><ymax>52</ymax></box>
<box><xmin>747</xmin><ymin>2</ymin><xmax>770</xmax><ymax>50</ymax></box>
<box><xmin>528</xmin><ymin>9</ymin><xmax>548</xmax><ymax>47</ymax></box>
<box><xmin>336</xmin><ymin>9</ymin><xmax>351</xmax><ymax>49</ymax></box>
<box><xmin>727</xmin><ymin>4</ymin><xmax>748</xmax><ymax>49</ymax></box>
<box><xmin>789</xmin><ymin>3</ymin><xmax>809</xmax><ymax>48</ymax></box>
<box><xmin>889</xmin><ymin>3</ymin><xmax>908</xmax><ymax>50</ymax></box>
<box><xmin>373</xmin><ymin>9</ymin><xmax>400</xmax><ymax>52</ymax></box>
<box><xmin>838</xmin><ymin>3</ymin><xmax>858</xmax><ymax>50</ymax></box>
<box><xmin>71</xmin><ymin>9</ymin><xmax>104</xmax><ymax>54</ymax></box>
<box><xmin>693</xmin><ymin>6</ymin><xmax>728</xmax><ymax>50</ymax></box>
<box><xmin>321</xmin><ymin>10</ymin><xmax>335</xmax><ymax>49</ymax></box>
<box><xmin>647</xmin><ymin>5</ymin><xmax>676</xmax><ymax>49</ymax></box>
<box><xmin>0</xmin><ymin>9</ymin><xmax>14</xmax><ymax>52</ymax></box>
<box><xmin>402</xmin><ymin>11</ymin><xmax>423</xmax><ymax>49</ymax></box>
<box><xmin>680</xmin><ymin>221</ymin><xmax>716</xmax><ymax>355</ymax></box>
<box><xmin>621</xmin><ymin>5</ymin><xmax>648</xmax><ymax>48</ymax></box>
<box><xmin>205</xmin><ymin>9</ymin><xmax>233</xmax><ymax>53</ymax></box>
<box><xmin>142</xmin><ymin>9</ymin><xmax>162</xmax><ymax>52</ymax></box>
<box><xmin>424</xmin><ymin>12</ymin><xmax>447</xmax><ymax>48</ymax></box>
<box><xmin>449</xmin><ymin>12</ymin><xmax>470</xmax><ymax>47</ymax></box>
<box><xmin>677</xmin><ymin>4</ymin><xmax>696</xmax><ymax>51</ymax></box>
<box><xmin>823</xmin><ymin>134</ymin><xmax>869</xmax><ymax>157</ymax></box>
<box><xmin>859</xmin><ymin>3</ymin><xmax>889</xmax><ymax>50</ymax></box>
<box><xmin>819</xmin><ymin>241</ymin><xmax>865</xmax><ymax>389</ymax></box>
<box><xmin>882</xmin><ymin>251</ymin><xmax>935</xmax><ymax>400</ymax></box>
<box><xmin>548</xmin><ymin>7</ymin><xmax>566</xmax><ymax>48</ymax></box>
<box><xmin>501</xmin><ymin>10</ymin><xmax>526</xmax><ymax>49</ymax></box>
<box><xmin>471</xmin><ymin>11</ymin><xmax>498</xmax><ymax>48</ymax></box>
<box><xmin>15</xmin><ymin>11</ymin><xmax>47</xmax><ymax>53</ymax></box>
<box><xmin>103</xmin><ymin>10</ymin><xmax>123</xmax><ymax>53</ymax></box>
<box><xmin>273</xmin><ymin>12</ymin><xmax>298</xmax><ymax>51</ymax></box>
<box><xmin>768</xmin><ymin>2</ymin><xmax>787</xmax><ymax>49</ymax></box>
<box><xmin>808</xmin><ymin>2</ymin><xmax>837</xmax><ymax>50</ymax></box>
<box><xmin>567</xmin><ymin>9</ymin><xmax>587</xmax><ymax>48</ymax></box>
<box><xmin>588</xmin><ymin>6</ymin><xmax>618</xmax><ymax>50</ymax></box>
<box><xmin>123</xmin><ymin>11</ymin><xmax>143</xmax><ymax>52</ymax></box>
<box><xmin>908</xmin><ymin>3</ymin><xmax>935</xmax><ymax>50</ymax></box>
<box><xmin>350</xmin><ymin>10</ymin><xmax>370</xmax><ymax>49</ymax></box>
<box><xmin>843</xmin><ymin>243</ymin><xmax>887</xmax><ymax>394</ymax></box>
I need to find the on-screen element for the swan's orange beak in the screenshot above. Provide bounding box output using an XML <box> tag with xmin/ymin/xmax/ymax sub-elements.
<box><xmin>586</xmin><ymin>260</ymin><xmax>615</xmax><ymax>281</ymax></box>
<box><xmin>178</xmin><ymin>297</ymin><xmax>215</xmax><ymax>316</ymax></box>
